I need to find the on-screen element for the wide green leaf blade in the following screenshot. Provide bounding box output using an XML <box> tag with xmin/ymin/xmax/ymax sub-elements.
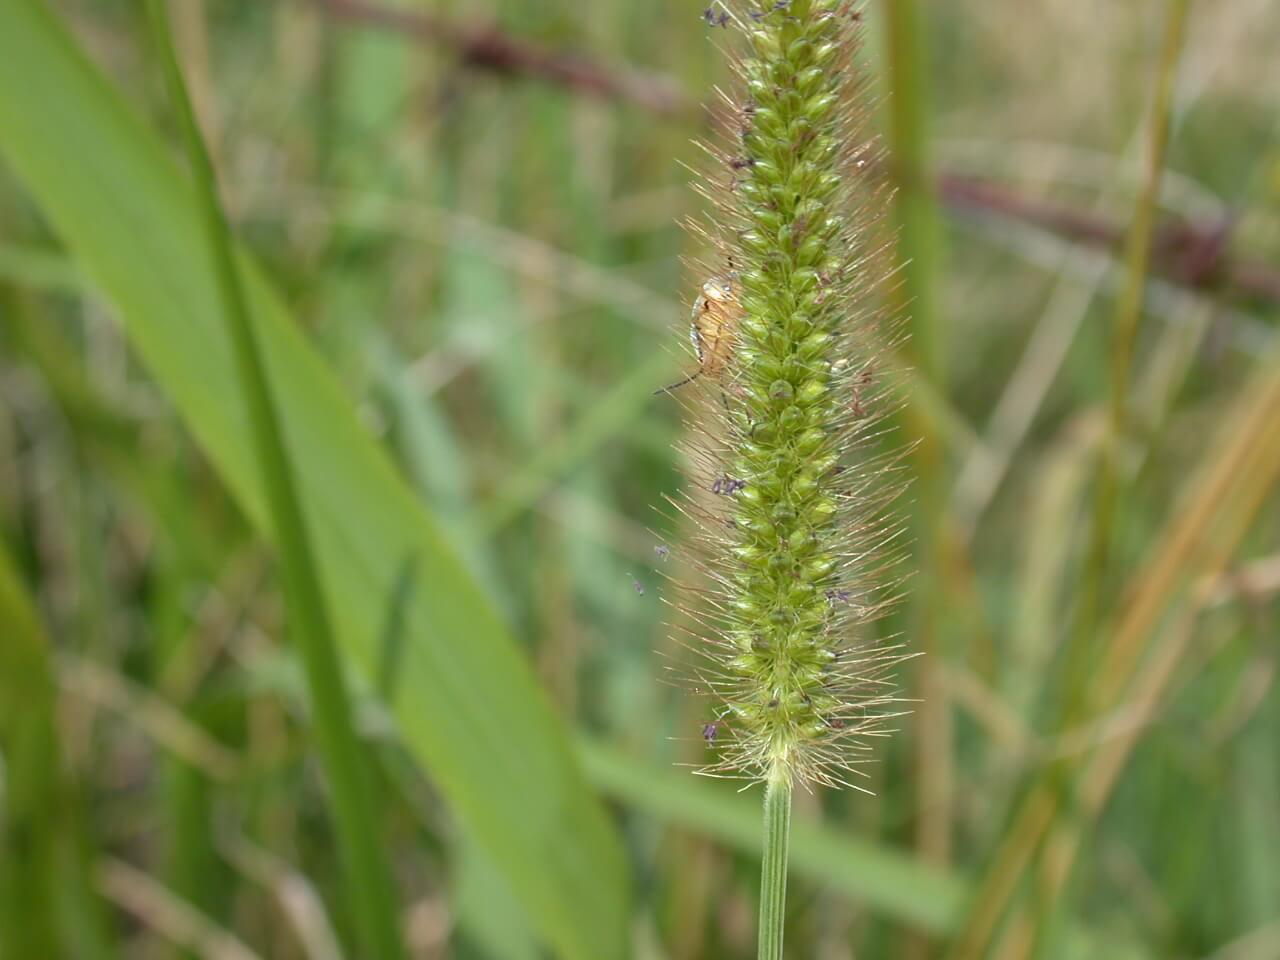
<box><xmin>0</xmin><ymin>3</ymin><xmax>628</xmax><ymax>957</ymax></box>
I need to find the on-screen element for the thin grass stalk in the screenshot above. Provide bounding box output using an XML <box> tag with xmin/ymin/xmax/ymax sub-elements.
<box><xmin>1019</xmin><ymin>346</ymin><xmax>1280</xmax><ymax>960</ymax></box>
<box><xmin>1070</xmin><ymin>0</ymin><xmax>1191</xmax><ymax>684</ymax></box>
<box><xmin>880</xmin><ymin>0</ymin><xmax>940</xmax><ymax>378</ymax></box>
<box><xmin>1033</xmin><ymin>0</ymin><xmax>1193</xmax><ymax>941</ymax></box>
<box><xmin>144</xmin><ymin>3</ymin><xmax>405</xmax><ymax>956</ymax></box>
<box><xmin>757</xmin><ymin>773</ymin><xmax>793</xmax><ymax>960</ymax></box>
<box><xmin>1023</xmin><ymin>7</ymin><xmax>1193</xmax><ymax>937</ymax></box>
<box><xmin>948</xmin><ymin>6</ymin><xmax>1193</xmax><ymax>957</ymax></box>
<box><xmin>878</xmin><ymin>0</ymin><xmax>951</xmax><ymax>890</ymax></box>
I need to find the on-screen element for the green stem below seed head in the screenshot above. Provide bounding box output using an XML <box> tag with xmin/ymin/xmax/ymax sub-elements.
<box><xmin>758</xmin><ymin>772</ymin><xmax>793</xmax><ymax>960</ymax></box>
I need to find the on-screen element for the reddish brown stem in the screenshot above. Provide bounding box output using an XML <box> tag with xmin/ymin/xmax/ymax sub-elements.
<box><xmin>940</xmin><ymin>173</ymin><xmax>1280</xmax><ymax>304</ymax></box>
<box><xmin>316</xmin><ymin>0</ymin><xmax>689</xmax><ymax>115</ymax></box>
<box><xmin>311</xmin><ymin>0</ymin><xmax>1280</xmax><ymax>307</ymax></box>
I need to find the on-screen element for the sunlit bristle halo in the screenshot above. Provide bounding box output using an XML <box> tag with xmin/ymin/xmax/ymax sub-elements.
<box><xmin>662</xmin><ymin>0</ymin><xmax>911</xmax><ymax>793</ymax></box>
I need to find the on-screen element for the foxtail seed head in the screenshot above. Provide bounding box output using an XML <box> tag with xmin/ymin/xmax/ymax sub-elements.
<box><xmin>666</xmin><ymin>0</ymin><xmax>909</xmax><ymax>791</ymax></box>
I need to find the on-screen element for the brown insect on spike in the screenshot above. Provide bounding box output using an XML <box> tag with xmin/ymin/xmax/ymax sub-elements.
<box><xmin>654</xmin><ymin>274</ymin><xmax>746</xmax><ymax>398</ymax></box>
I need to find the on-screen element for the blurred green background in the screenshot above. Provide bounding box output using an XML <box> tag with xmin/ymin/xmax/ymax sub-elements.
<box><xmin>1</xmin><ymin>0</ymin><xmax>1278</xmax><ymax>958</ymax></box>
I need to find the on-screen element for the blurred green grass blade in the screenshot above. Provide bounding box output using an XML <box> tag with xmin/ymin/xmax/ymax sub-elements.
<box><xmin>0</xmin><ymin>4</ymin><xmax>629</xmax><ymax>958</ymax></box>
<box><xmin>580</xmin><ymin>739</ymin><xmax>962</xmax><ymax>933</ymax></box>
<box><xmin>455</xmin><ymin>841</ymin><xmax>541</xmax><ymax>960</ymax></box>
<box><xmin>0</xmin><ymin>547</ymin><xmax>66</xmax><ymax>957</ymax></box>
<box><xmin>1072</xmin><ymin>0</ymin><xmax>1192</xmax><ymax>676</ymax></box>
<box><xmin>0</xmin><ymin>547</ymin><xmax>116</xmax><ymax>959</ymax></box>
<box><xmin>0</xmin><ymin>244</ymin><xmax>82</xmax><ymax>293</ymax></box>
<box><xmin>477</xmin><ymin>349</ymin><xmax>677</xmax><ymax>535</ymax></box>
<box><xmin>879</xmin><ymin>0</ymin><xmax>953</xmax><ymax>888</ymax></box>
<box><xmin>1235</xmin><ymin>720</ymin><xmax>1280</xmax><ymax>928</ymax></box>
<box><xmin>880</xmin><ymin>0</ymin><xmax>943</xmax><ymax>382</ymax></box>
<box><xmin>581</xmin><ymin>742</ymin><xmax>1143</xmax><ymax>958</ymax></box>
<box><xmin>145</xmin><ymin>0</ymin><xmax>405</xmax><ymax>954</ymax></box>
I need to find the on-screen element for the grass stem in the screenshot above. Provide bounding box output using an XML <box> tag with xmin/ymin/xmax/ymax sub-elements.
<box><xmin>1074</xmin><ymin>0</ymin><xmax>1191</xmax><ymax>659</ymax></box>
<box><xmin>757</xmin><ymin>773</ymin><xmax>793</xmax><ymax>960</ymax></box>
<box><xmin>880</xmin><ymin>0</ymin><xmax>953</xmax><ymax>909</ymax></box>
<box><xmin>144</xmin><ymin>3</ymin><xmax>406</xmax><ymax>956</ymax></box>
<box><xmin>952</xmin><ymin>7</ymin><xmax>1195</xmax><ymax>950</ymax></box>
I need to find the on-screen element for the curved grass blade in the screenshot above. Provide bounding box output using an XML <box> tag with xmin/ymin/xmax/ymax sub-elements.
<box><xmin>0</xmin><ymin>4</ymin><xmax>629</xmax><ymax>957</ymax></box>
<box><xmin>144</xmin><ymin>2</ymin><xmax>404</xmax><ymax>954</ymax></box>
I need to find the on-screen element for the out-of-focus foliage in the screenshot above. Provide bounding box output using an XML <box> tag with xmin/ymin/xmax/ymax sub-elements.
<box><xmin>0</xmin><ymin>0</ymin><xmax>1276</xmax><ymax>958</ymax></box>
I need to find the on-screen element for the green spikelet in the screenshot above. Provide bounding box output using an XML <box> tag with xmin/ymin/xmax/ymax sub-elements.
<box><xmin>671</xmin><ymin>0</ymin><xmax>908</xmax><ymax>793</ymax></box>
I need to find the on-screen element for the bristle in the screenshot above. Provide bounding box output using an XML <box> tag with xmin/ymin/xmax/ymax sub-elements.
<box><xmin>666</xmin><ymin>0</ymin><xmax>909</xmax><ymax>790</ymax></box>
